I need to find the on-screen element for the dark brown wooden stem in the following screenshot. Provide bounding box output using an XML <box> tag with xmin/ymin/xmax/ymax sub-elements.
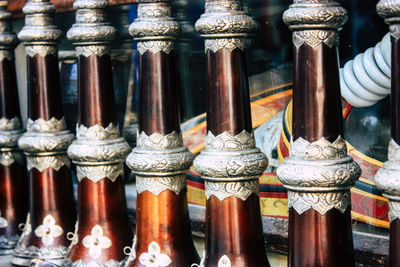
<box><xmin>27</xmin><ymin>55</ymin><xmax>64</xmax><ymax>121</ymax></box>
<box><xmin>293</xmin><ymin>44</ymin><xmax>344</xmax><ymax>143</ymax></box>
<box><xmin>206</xmin><ymin>49</ymin><xmax>252</xmax><ymax>136</ymax></box>
<box><xmin>138</xmin><ymin>51</ymin><xmax>181</xmax><ymax>135</ymax></box>
<box><xmin>77</xmin><ymin>54</ymin><xmax>117</xmax><ymax>127</ymax></box>
<box><xmin>0</xmin><ymin>58</ymin><xmax>21</xmax><ymax>119</ymax></box>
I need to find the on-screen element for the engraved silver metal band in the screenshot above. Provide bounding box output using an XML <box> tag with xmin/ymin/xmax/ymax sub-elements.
<box><xmin>18</xmin><ymin>0</ymin><xmax>62</xmax><ymax>57</ymax></box>
<box><xmin>375</xmin><ymin>0</ymin><xmax>400</xmax><ymax>222</ymax></box>
<box><xmin>67</xmin><ymin>0</ymin><xmax>115</xmax><ymax>57</ymax></box>
<box><xmin>130</xmin><ymin>0</ymin><xmax>179</xmax><ymax>54</ymax></box>
<box><xmin>0</xmin><ymin>1</ymin><xmax>18</xmax><ymax>60</ymax></box>
<box><xmin>18</xmin><ymin>117</ymin><xmax>74</xmax><ymax>172</ymax></box>
<box><xmin>126</xmin><ymin>131</ymin><xmax>193</xmax><ymax>196</ymax></box>
<box><xmin>68</xmin><ymin>123</ymin><xmax>131</xmax><ymax>183</ymax></box>
<box><xmin>194</xmin><ymin>131</ymin><xmax>268</xmax><ymax>201</ymax></box>
<box><xmin>195</xmin><ymin>0</ymin><xmax>256</xmax><ymax>52</ymax></box>
<box><xmin>277</xmin><ymin>136</ymin><xmax>361</xmax><ymax>215</ymax></box>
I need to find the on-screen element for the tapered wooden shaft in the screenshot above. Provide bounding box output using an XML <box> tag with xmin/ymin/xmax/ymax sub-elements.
<box><xmin>65</xmin><ymin>0</ymin><xmax>133</xmax><ymax>265</ymax></box>
<box><xmin>277</xmin><ymin>1</ymin><xmax>361</xmax><ymax>266</ymax></box>
<box><xmin>375</xmin><ymin>2</ymin><xmax>400</xmax><ymax>267</ymax></box>
<box><xmin>193</xmin><ymin>1</ymin><xmax>270</xmax><ymax>266</ymax></box>
<box><xmin>125</xmin><ymin>1</ymin><xmax>199</xmax><ymax>266</ymax></box>
<box><xmin>11</xmin><ymin>0</ymin><xmax>76</xmax><ymax>265</ymax></box>
<box><xmin>0</xmin><ymin>0</ymin><xmax>28</xmax><ymax>256</ymax></box>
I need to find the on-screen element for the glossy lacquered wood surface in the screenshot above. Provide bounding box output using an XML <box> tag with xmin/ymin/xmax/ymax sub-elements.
<box><xmin>129</xmin><ymin>187</ymin><xmax>199</xmax><ymax>267</ymax></box>
<box><xmin>391</xmin><ymin>36</ymin><xmax>400</xmax><ymax>144</ymax></box>
<box><xmin>290</xmin><ymin>43</ymin><xmax>354</xmax><ymax>266</ymax></box>
<box><xmin>77</xmin><ymin>55</ymin><xmax>117</xmax><ymax>128</ymax></box>
<box><xmin>288</xmin><ymin>208</ymin><xmax>354</xmax><ymax>267</ymax></box>
<box><xmin>68</xmin><ymin>176</ymin><xmax>132</xmax><ymax>263</ymax></box>
<box><xmin>0</xmin><ymin>162</ymin><xmax>28</xmax><ymax>239</ymax></box>
<box><xmin>205</xmin><ymin>194</ymin><xmax>269</xmax><ymax>267</ymax></box>
<box><xmin>138</xmin><ymin>51</ymin><xmax>180</xmax><ymax>135</ymax></box>
<box><xmin>206</xmin><ymin>49</ymin><xmax>252</xmax><ymax>136</ymax></box>
<box><xmin>293</xmin><ymin>44</ymin><xmax>343</xmax><ymax>143</ymax></box>
<box><xmin>19</xmin><ymin>166</ymin><xmax>76</xmax><ymax>248</ymax></box>
<box><xmin>27</xmin><ymin>55</ymin><xmax>63</xmax><ymax>121</ymax></box>
<box><xmin>0</xmin><ymin>58</ymin><xmax>21</xmax><ymax>119</ymax></box>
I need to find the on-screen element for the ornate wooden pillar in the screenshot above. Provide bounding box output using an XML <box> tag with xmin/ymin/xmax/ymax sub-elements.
<box><xmin>193</xmin><ymin>1</ymin><xmax>270</xmax><ymax>266</ymax></box>
<box><xmin>11</xmin><ymin>0</ymin><xmax>77</xmax><ymax>265</ymax></box>
<box><xmin>0</xmin><ymin>0</ymin><xmax>27</xmax><ymax>256</ymax></box>
<box><xmin>276</xmin><ymin>1</ymin><xmax>361</xmax><ymax>266</ymax></box>
<box><xmin>125</xmin><ymin>0</ymin><xmax>199</xmax><ymax>266</ymax></box>
<box><xmin>65</xmin><ymin>0</ymin><xmax>133</xmax><ymax>265</ymax></box>
<box><xmin>375</xmin><ymin>1</ymin><xmax>400</xmax><ymax>266</ymax></box>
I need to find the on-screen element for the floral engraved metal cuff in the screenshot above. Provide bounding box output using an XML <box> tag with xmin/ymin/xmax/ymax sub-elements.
<box><xmin>0</xmin><ymin>117</ymin><xmax>24</xmax><ymax>150</ymax></box>
<box><xmin>283</xmin><ymin>0</ymin><xmax>347</xmax><ymax>50</ymax></box>
<box><xmin>127</xmin><ymin>131</ymin><xmax>193</xmax><ymax>195</ymax></box>
<box><xmin>67</xmin><ymin>0</ymin><xmax>115</xmax><ymax>57</ymax></box>
<box><xmin>18</xmin><ymin>0</ymin><xmax>62</xmax><ymax>56</ymax></box>
<box><xmin>19</xmin><ymin>117</ymin><xmax>73</xmax><ymax>155</ymax></box>
<box><xmin>277</xmin><ymin>136</ymin><xmax>361</xmax><ymax>215</ymax></box>
<box><xmin>193</xmin><ymin>130</ymin><xmax>268</xmax><ymax>181</ymax></box>
<box><xmin>18</xmin><ymin>117</ymin><xmax>73</xmax><ymax>172</ymax></box>
<box><xmin>68</xmin><ymin>123</ymin><xmax>130</xmax><ymax>183</ymax></box>
<box><xmin>375</xmin><ymin>139</ymin><xmax>400</xmax><ymax>221</ymax></box>
<box><xmin>377</xmin><ymin>0</ymin><xmax>400</xmax><ymax>39</ymax></box>
<box><xmin>130</xmin><ymin>0</ymin><xmax>179</xmax><ymax>55</ymax></box>
<box><xmin>205</xmin><ymin>180</ymin><xmax>259</xmax><ymax>201</ymax></box>
<box><xmin>195</xmin><ymin>0</ymin><xmax>256</xmax><ymax>53</ymax></box>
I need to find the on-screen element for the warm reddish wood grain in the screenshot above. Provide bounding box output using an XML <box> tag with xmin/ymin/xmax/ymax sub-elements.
<box><xmin>130</xmin><ymin>188</ymin><xmax>199</xmax><ymax>267</ymax></box>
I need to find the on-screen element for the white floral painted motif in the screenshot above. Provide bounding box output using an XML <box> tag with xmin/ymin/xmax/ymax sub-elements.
<box><xmin>218</xmin><ymin>255</ymin><xmax>231</xmax><ymax>267</ymax></box>
<box><xmin>34</xmin><ymin>215</ymin><xmax>63</xmax><ymax>246</ymax></box>
<box><xmin>139</xmin><ymin>241</ymin><xmax>172</xmax><ymax>267</ymax></box>
<box><xmin>0</xmin><ymin>211</ymin><xmax>8</xmax><ymax>228</ymax></box>
<box><xmin>82</xmin><ymin>225</ymin><xmax>112</xmax><ymax>259</ymax></box>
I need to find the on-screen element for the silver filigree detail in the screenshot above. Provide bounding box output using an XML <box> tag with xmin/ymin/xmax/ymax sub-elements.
<box><xmin>12</xmin><ymin>244</ymin><xmax>68</xmax><ymax>264</ymax></box>
<box><xmin>0</xmin><ymin>117</ymin><xmax>23</xmax><ymax>149</ymax></box>
<box><xmin>82</xmin><ymin>225</ymin><xmax>112</xmax><ymax>259</ymax></box>
<box><xmin>277</xmin><ymin>136</ymin><xmax>361</xmax><ymax>215</ymax></box>
<box><xmin>205</xmin><ymin>180</ymin><xmax>259</xmax><ymax>201</ymax></box>
<box><xmin>293</xmin><ymin>30</ymin><xmax>338</xmax><ymax>49</ymax></box>
<box><xmin>68</xmin><ymin>123</ymin><xmax>130</xmax><ymax>183</ymax></box>
<box><xmin>195</xmin><ymin>0</ymin><xmax>256</xmax><ymax>52</ymax></box>
<box><xmin>0</xmin><ymin>1</ymin><xmax>19</xmax><ymax>52</ymax></box>
<box><xmin>377</xmin><ymin>0</ymin><xmax>400</xmax><ymax>39</ymax></box>
<box><xmin>375</xmin><ymin>139</ymin><xmax>400</xmax><ymax>221</ymax></box>
<box><xmin>0</xmin><ymin>117</ymin><xmax>21</xmax><ymax>131</ymax></box>
<box><xmin>18</xmin><ymin>0</ymin><xmax>62</xmax><ymax>46</ymax></box>
<box><xmin>136</xmin><ymin>175</ymin><xmax>186</xmax><ymax>196</ymax></box>
<box><xmin>0</xmin><ymin>151</ymin><xmax>24</xmax><ymax>167</ymax></box>
<box><xmin>194</xmin><ymin>131</ymin><xmax>268</xmax><ymax>181</ymax></box>
<box><xmin>130</xmin><ymin>0</ymin><xmax>179</xmax><ymax>54</ymax></box>
<box><xmin>137</xmin><ymin>131</ymin><xmax>183</xmax><ymax>149</ymax></box>
<box><xmin>19</xmin><ymin>117</ymin><xmax>73</xmax><ymax>155</ymax></box>
<box><xmin>67</xmin><ymin>0</ymin><xmax>115</xmax><ymax>53</ymax></box>
<box><xmin>127</xmin><ymin>131</ymin><xmax>193</xmax><ymax>177</ymax></box>
<box><xmin>138</xmin><ymin>241</ymin><xmax>172</xmax><ymax>267</ymax></box>
<box><xmin>27</xmin><ymin>117</ymin><xmax>66</xmax><ymax>132</ymax></box>
<box><xmin>283</xmin><ymin>0</ymin><xmax>347</xmax><ymax>49</ymax></box>
<box><xmin>34</xmin><ymin>215</ymin><xmax>64</xmax><ymax>246</ymax></box>
<box><xmin>25</xmin><ymin>45</ymin><xmax>57</xmax><ymax>57</ymax></box>
<box><xmin>0</xmin><ymin>235</ymin><xmax>20</xmax><ymax>249</ymax></box>
<box><xmin>63</xmin><ymin>259</ymin><xmax>128</xmax><ymax>267</ymax></box>
<box><xmin>75</xmin><ymin>45</ymin><xmax>110</xmax><ymax>57</ymax></box>
<box><xmin>27</xmin><ymin>155</ymin><xmax>70</xmax><ymax>172</ymax></box>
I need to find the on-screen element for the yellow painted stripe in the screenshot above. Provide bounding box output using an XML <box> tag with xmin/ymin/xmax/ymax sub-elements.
<box><xmin>359</xmin><ymin>177</ymin><xmax>377</xmax><ymax>186</ymax></box>
<box><xmin>351</xmin><ymin>187</ymin><xmax>388</xmax><ymax>202</ymax></box>
<box><xmin>278</xmin><ymin>137</ymin><xmax>284</xmax><ymax>163</ymax></box>
<box><xmin>347</xmin><ymin>142</ymin><xmax>383</xmax><ymax>167</ymax></box>
<box><xmin>250</xmin><ymin>83</ymin><xmax>293</xmax><ymax>98</ymax></box>
<box><xmin>351</xmin><ymin>210</ymin><xmax>389</xmax><ymax>229</ymax></box>
<box><xmin>260</xmin><ymin>197</ymin><xmax>288</xmax><ymax>217</ymax></box>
